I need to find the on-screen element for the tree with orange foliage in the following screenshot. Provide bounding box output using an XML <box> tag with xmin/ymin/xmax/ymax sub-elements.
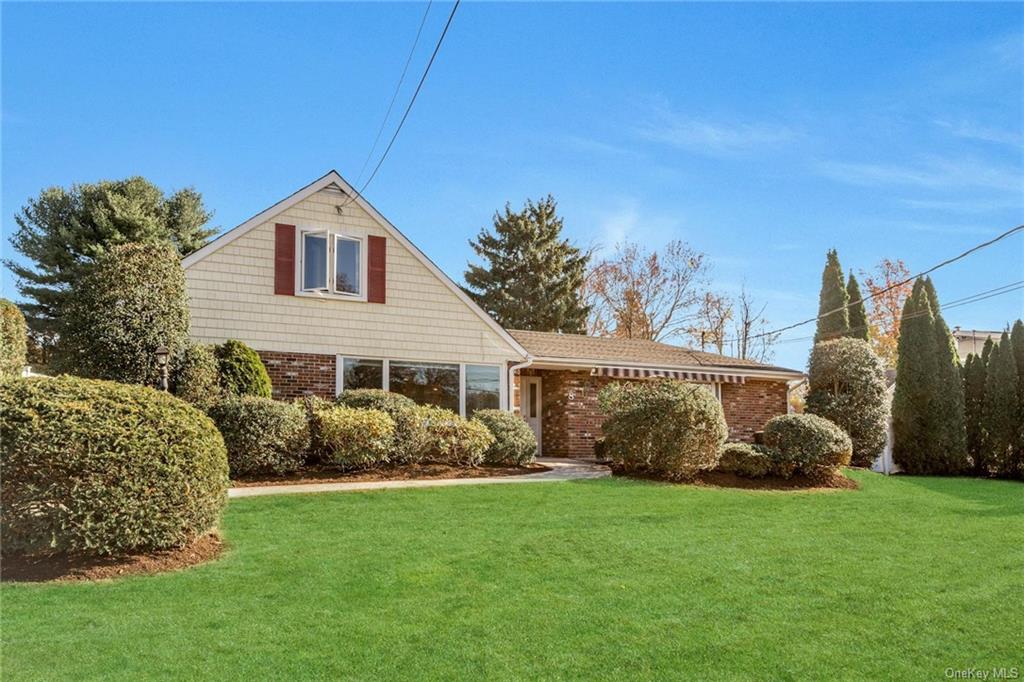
<box><xmin>861</xmin><ymin>258</ymin><xmax>913</xmax><ymax>368</ymax></box>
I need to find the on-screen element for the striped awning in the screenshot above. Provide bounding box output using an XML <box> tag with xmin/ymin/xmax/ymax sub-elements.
<box><xmin>591</xmin><ymin>366</ymin><xmax>746</xmax><ymax>384</ymax></box>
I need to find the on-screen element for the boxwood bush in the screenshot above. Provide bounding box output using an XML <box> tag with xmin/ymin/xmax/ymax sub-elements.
<box><xmin>717</xmin><ymin>442</ymin><xmax>772</xmax><ymax>478</ymax></box>
<box><xmin>312</xmin><ymin>403</ymin><xmax>396</xmax><ymax>469</ymax></box>
<box><xmin>216</xmin><ymin>339</ymin><xmax>272</xmax><ymax>398</ymax></box>
<box><xmin>0</xmin><ymin>376</ymin><xmax>228</xmax><ymax>556</ymax></box>
<box><xmin>208</xmin><ymin>396</ymin><xmax>310</xmax><ymax>477</ymax></box>
<box><xmin>598</xmin><ymin>379</ymin><xmax>728</xmax><ymax>480</ymax></box>
<box><xmin>472</xmin><ymin>409</ymin><xmax>537</xmax><ymax>465</ymax></box>
<box><xmin>336</xmin><ymin>389</ymin><xmax>428</xmax><ymax>463</ymax></box>
<box><xmin>762</xmin><ymin>413</ymin><xmax>853</xmax><ymax>479</ymax></box>
<box><xmin>419</xmin><ymin>405</ymin><xmax>495</xmax><ymax>467</ymax></box>
<box><xmin>172</xmin><ymin>342</ymin><xmax>222</xmax><ymax>407</ymax></box>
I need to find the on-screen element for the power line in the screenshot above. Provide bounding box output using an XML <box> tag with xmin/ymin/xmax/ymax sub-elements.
<box><xmin>719</xmin><ymin>223</ymin><xmax>1024</xmax><ymax>345</ymax></box>
<box><xmin>340</xmin><ymin>0</ymin><xmax>461</xmax><ymax>210</ymax></box>
<box><xmin>352</xmin><ymin>1</ymin><xmax>434</xmax><ymax>188</ymax></box>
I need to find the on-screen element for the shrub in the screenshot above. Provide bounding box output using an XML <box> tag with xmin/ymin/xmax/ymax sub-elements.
<box><xmin>472</xmin><ymin>409</ymin><xmax>537</xmax><ymax>465</ymax></box>
<box><xmin>0</xmin><ymin>299</ymin><xmax>27</xmax><ymax>379</ymax></box>
<box><xmin>762</xmin><ymin>414</ymin><xmax>852</xmax><ymax>479</ymax></box>
<box><xmin>171</xmin><ymin>342</ymin><xmax>222</xmax><ymax>407</ymax></box>
<box><xmin>806</xmin><ymin>338</ymin><xmax>889</xmax><ymax>466</ymax></box>
<box><xmin>419</xmin><ymin>405</ymin><xmax>495</xmax><ymax>467</ymax></box>
<box><xmin>1</xmin><ymin>376</ymin><xmax>228</xmax><ymax>556</ymax></box>
<box><xmin>216</xmin><ymin>339</ymin><xmax>272</xmax><ymax>398</ymax></box>
<box><xmin>312</xmin><ymin>403</ymin><xmax>395</xmax><ymax>469</ymax></box>
<box><xmin>717</xmin><ymin>442</ymin><xmax>772</xmax><ymax>478</ymax></box>
<box><xmin>336</xmin><ymin>389</ymin><xmax>428</xmax><ymax>463</ymax></box>
<box><xmin>56</xmin><ymin>243</ymin><xmax>190</xmax><ymax>385</ymax></box>
<box><xmin>598</xmin><ymin>379</ymin><xmax>728</xmax><ymax>481</ymax></box>
<box><xmin>208</xmin><ymin>396</ymin><xmax>309</xmax><ymax>477</ymax></box>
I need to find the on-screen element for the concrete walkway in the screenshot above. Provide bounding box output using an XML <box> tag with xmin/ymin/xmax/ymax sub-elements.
<box><xmin>228</xmin><ymin>458</ymin><xmax>610</xmax><ymax>498</ymax></box>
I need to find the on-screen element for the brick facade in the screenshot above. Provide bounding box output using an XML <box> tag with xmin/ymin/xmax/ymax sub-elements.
<box><xmin>258</xmin><ymin>350</ymin><xmax>336</xmax><ymax>400</ymax></box>
<box><xmin>516</xmin><ymin>369</ymin><xmax>790</xmax><ymax>458</ymax></box>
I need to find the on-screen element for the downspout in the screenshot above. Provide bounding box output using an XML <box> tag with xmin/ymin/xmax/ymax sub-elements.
<box><xmin>507</xmin><ymin>357</ymin><xmax>534</xmax><ymax>411</ymax></box>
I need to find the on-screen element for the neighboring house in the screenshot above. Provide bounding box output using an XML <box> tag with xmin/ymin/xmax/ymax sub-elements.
<box><xmin>951</xmin><ymin>327</ymin><xmax>1002</xmax><ymax>362</ymax></box>
<box><xmin>183</xmin><ymin>171</ymin><xmax>803</xmax><ymax>457</ymax></box>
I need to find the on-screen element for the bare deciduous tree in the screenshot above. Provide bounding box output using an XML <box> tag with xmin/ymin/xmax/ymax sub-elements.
<box><xmin>728</xmin><ymin>285</ymin><xmax>780</xmax><ymax>363</ymax></box>
<box><xmin>583</xmin><ymin>240</ymin><xmax>710</xmax><ymax>342</ymax></box>
<box><xmin>687</xmin><ymin>292</ymin><xmax>733</xmax><ymax>353</ymax></box>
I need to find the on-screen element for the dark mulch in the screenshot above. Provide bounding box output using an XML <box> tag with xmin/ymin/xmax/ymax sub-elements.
<box><xmin>231</xmin><ymin>462</ymin><xmax>551</xmax><ymax>488</ymax></box>
<box><xmin>1</xmin><ymin>533</ymin><xmax>224</xmax><ymax>584</ymax></box>
<box><xmin>612</xmin><ymin>465</ymin><xmax>859</xmax><ymax>491</ymax></box>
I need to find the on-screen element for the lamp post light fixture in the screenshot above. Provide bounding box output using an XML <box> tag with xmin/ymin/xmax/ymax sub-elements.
<box><xmin>155</xmin><ymin>345</ymin><xmax>170</xmax><ymax>392</ymax></box>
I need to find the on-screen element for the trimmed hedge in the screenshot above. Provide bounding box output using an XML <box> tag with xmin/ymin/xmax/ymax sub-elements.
<box><xmin>0</xmin><ymin>376</ymin><xmax>228</xmax><ymax>556</ymax></box>
<box><xmin>762</xmin><ymin>414</ymin><xmax>852</xmax><ymax>479</ymax></box>
<box><xmin>717</xmin><ymin>442</ymin><xmax>772</xmax><ymax>478</ymax></box>
<box><xmin>208</xmin><ymin>396</ymin><xmax>310</xmax><ymax>477</ymax></box>
<box><xmin>419</xmin><ymin>405</ymin><xmax>495</xmax><ymax>467</ymax></box>
<box><xmin>0</xmin><ymin>299</ymin><xmax>27</xmax><ymax>379</ymax></box>
<box><xmin>598</xmin><ymin>379</ymin><xmax>728</xmax><ymax>481</ymax></box>
<box><xmin>172</xmin><ymin>342</ymin><xmax>222</xmax><ymax>407</ymax></box>
<box><xmin>312</xmin><ymin>403</ymin><xmax>396</xmax><ymax>469</ymax></box>
<box><xmin>336</xmin><ymin>389</ymin><xmax>428</xmax><ymax>463</ymax></box>
<box><xmin>216</xmin><ymin>339</ymin><xmax>272</xmax><ymax>398</ymax></box>
<box><xmin>473</xmin><ymin>409</ymin><xmax>537</xmax><ymax>465</ymax></box>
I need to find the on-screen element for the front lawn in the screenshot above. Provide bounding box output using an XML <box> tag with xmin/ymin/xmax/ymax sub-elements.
<box><xmin>3</xmin><ymin>472</ymin><xmax>1021</xmax><ymax>679</ymax></box>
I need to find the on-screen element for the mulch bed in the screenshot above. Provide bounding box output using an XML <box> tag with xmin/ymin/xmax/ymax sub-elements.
<box><xmin>611</xmin><ymin>465</ymin><xmax>859</xmax><ymax>491</ymax></box>
<box><xmin>231</xmin><ymin>462</ymin><xmax>552</xmax><ymax>488</ymax></box>
<box><xmin>1</xmin><ymin>533</ymin><xmax>224</xmax><ymax>584</ymax></box>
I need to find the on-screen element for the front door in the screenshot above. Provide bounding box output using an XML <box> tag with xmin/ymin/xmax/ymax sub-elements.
<box><xmin>520</xmin><ymin>376</ymin><xmax>542</xmax><ymax>455</ymax></box>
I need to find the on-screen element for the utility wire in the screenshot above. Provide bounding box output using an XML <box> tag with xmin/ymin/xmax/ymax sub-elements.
<box><xmin>340</xmin><ymin>0</ymin><xmax>461</xmax><ymax>210</ymax></box>
<box><xmin>352</xmin><ymin>1</ymin><xmax>434</xmax><ymax>188</ymax></box>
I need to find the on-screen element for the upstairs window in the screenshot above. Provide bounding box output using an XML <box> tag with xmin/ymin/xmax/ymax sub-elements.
<box><xmin>302</xmin><ymin>232</ymin><xmax>328</xmax><ymax>291</ymax></box>
<box><xmin>334</xmin><ymin>236</ymin><xmax>361</xmax><ymax>296</ymax></box>
<box><xmin>300</xmin><ymin>229</ymin><xmax>363</xmax><ymax>297</ymax></box>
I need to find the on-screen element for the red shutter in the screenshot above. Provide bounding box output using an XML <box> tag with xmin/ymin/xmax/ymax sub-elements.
<box><xmin>367</xmin><ymin>236</ymin><xmax>386</xmax><ymax>304</ymax></box>
<box><xmin>274</xmin><ymin>223</ymin><xmax>296</xmax><ymax>295</ymax></box>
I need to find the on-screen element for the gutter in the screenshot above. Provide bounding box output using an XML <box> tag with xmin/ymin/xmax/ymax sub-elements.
<box><xmin>506</xmin><ymin>357</ymin><xmax>534</xmax><ymax>411</ymax></box>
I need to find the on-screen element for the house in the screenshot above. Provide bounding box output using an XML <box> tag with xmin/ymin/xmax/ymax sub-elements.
<box><xmin>951</xmin><ymin>327</ymin><xmax>1002</xmax><ymax>362</ymax></box>
<box><xmin>183</xmin><ymin>171</ymin><xmax>803</xmax><ymax>457</ymax></box>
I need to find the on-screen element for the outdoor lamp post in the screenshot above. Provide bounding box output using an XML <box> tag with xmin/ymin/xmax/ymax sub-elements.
<box><xmin>155</xmin><ymin>345</ymin><xmax>170</xmax><ymax>392</ymax></box>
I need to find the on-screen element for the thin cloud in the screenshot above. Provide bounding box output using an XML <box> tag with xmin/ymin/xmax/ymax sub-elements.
<box><xmin>561</xmin><ymin>135</ymin><xmax>638</xmax><ymax>157</ymax></box>
<box><xmin>901</xmin><ymin>196</ymin><xmax>1024</xmax><ymax>214</ymax></box>
<box><xmin>636</xmin><ymin>102</ymin><xmax>796</xmax><ymax>156</ymax></box>
<box><xmin>935</xmin><ymin>119</ymin><xmax>1023</xmax><ymax>148</ymax></box>
<box><xmin>817</xmin><ymin>156</ymin><xmax>1023</xmax><ymax>193</ymax></box>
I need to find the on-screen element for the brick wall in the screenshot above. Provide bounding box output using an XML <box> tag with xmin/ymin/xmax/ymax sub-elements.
<box><xmin>521</xmin><ymin>369</ymin><xmax>790</xmax><ymax>458</ymax></box>
<box><xmin>258</xmin><ymin>350</ymin><xmax>336</xmax><ymax>400</ymax></box>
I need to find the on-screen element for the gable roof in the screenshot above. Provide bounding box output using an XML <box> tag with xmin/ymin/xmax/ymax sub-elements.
<box><xmin>509</xmin><ymin>329</ymin><xmax>803</xmax><ymax>379</ymax></box>
<box><xmin>182</xmin><ymin>170</ymin><xmax>528</xmax><ymax>359</ymax></box>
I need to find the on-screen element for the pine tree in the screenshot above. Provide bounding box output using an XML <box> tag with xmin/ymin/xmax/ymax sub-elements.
<box><xmin>1011</xmin><ymin>320</ymin><xmax>1024</xmax><ymax>463</ymax></box>
<box><xmin>920</xmin><ymin>277</ymin><xmax>968</xmax><ymax>471</ymax></box>
<box><xmin>963</xmin><ymin>353</ymin><xmax>987</xmax><ymax>471</ymax></box>
<box><xmin>981</xmin><ymin>332</ymin><xmax>1020</xmax><ymax>478</ymax></box>
<box><xmin>845</xmin><ymin>272</ymin><xmax>870</xmax><ymax>342</ymax></box>
<box><xmin>464</xmin><ymin>196</ymin><xmax>589</xmax><ymax>333</ymax></box>
<box><xmin>892</xmin><ymin>280</ymin><xmax>937</xmax><ymax>473</ymax></box>
<box><xmin>814</xmin><ymin>249</ymin><xmax>849</xmax><ymax>343</ymax></box>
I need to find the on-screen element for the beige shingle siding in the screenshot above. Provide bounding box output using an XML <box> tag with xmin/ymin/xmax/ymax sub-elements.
<box><xmin>185</xmin><ymin>188</ymin><xmax>521</xmax><ymax>365</ymax></box>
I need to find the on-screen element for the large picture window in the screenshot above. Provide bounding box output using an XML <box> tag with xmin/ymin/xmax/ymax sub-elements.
<box><xmin>465</xmin><ymin>364</ymin><xmax>501</xmax><ymax>416</ymax></box>
<box><xmin>342</xmin><ymin>358</ymin><xmax>383</xmax><ymax>390</ymax></box>
<box><xmin>299</xmin><ymin>229</ymin><xmax>363</xmax><ymax>297</ymax></box>
<box><xmin>389</xmin><ymin>361</ymin><xmax>460</xmax><ymax>413</ymax></box>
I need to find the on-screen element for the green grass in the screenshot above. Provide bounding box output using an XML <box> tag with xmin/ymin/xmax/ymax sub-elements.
<box><xmin>2</xmin><ymin>472</ymin><xmax>1022</xmax><ymax>680</ymax></box>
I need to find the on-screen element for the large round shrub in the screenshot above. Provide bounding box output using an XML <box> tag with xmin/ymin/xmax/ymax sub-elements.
<box><xmin>312</xmin><ymin>404</ymin><xmax>395</xmax><ymax>469</ymax></box>
<box><xmin>216</xmin><ymin>339</ymin><xmax>272</xmax><ymax>398</ymax></box>
<box><xmin>0</xmin><ymin>298</ymin><xmax>27</xmax><ymax>379</ymax></box>
<box><xmin>0</xmin><ymin>376</ymin><xmax>228</xmax><ymax>556</ymax></box>
<box><xmin>56</xmin><ymin>243</ymin><xmax>190</xmax><ymax>385</ymax></box>
<box><xmin>762</xmin><ymin>413</ymin><xmax>852</xmax><ymax>479</ymax></box>
<box><xmin>418</xmin><ymin>405</ymin><xmax>495</xmax><ymax>467</ymax></box>
<box><xmin>208</xmin><ymin>396</ymin><xmax>309</xmax><ymax>477</ymax></box>
<box><xmin>716</xmin><ymin>442</ymin><xmax>772</xmax><ymax>478</ymax></box>
<box><xmin>598</xmin><ymin>379</ymin><xmax>728</xmax><ymax>480</ymax></box>
<box><xmin>172</xmin><ymin>342</ymin><xmax>222</xmax><ymax>407</ymax></box>
<box><xmin>336</xmin><ymin>389</ymin><xmax>428</xmax><ymax>463</ymax></box>
<box><xmin>806</xmin><ymin>338</ymin><xmax>888</xmax><ymax>466</ymax></box>
<box><xmin>472</xmin><ymin>409</ymin><xmax>537</xmax><ymax>465</ymax></box>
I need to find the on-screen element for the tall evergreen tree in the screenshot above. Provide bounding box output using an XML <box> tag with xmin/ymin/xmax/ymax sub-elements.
<box><xmin>845</xmin><ymin>272</ymin><xmax>870</xmax><ymax>342</ymax></box>
<box><xmin>6</xmin><ymin>177</ymin><xmax>214</xmax><ymax>344</ymax></box>
<box><xmin>464</xmin><ymin>195</ymin><xmax>589</xmax><ymax>333</ymax></box>
<box><xmin>981</xmin><ymin>332</ymin><xmax>1020</xmax><ymax>478</ymax></box>
<box><xmin>921</xmin><ymin>277</ymin><xmax>968</xmax><ymax>467</ymax></box>
<box><xmin>814</xmin><ymin>249</ymin><xmax>849</xmax><ymax>343</ymax></box>
<box><xmin>892</xmin><ymin>280</ymin><xmax>936</xmax><ymax>473</ymax></box>
<box><xmin>1011</xmin><ymin>320</ymin><xmax>1024</xmax><ymax>407</ymax></box>
<box><xmin>963</xmin><ymin>353</ymin><xmax>987</xmax><ymax>471</ymax></box>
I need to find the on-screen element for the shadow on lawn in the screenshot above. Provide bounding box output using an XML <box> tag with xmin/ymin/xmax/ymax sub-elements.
<box><xmin>887</xmin><ymin>474</ymin><xmax>1024</xmax><ymax>518</ymax></box>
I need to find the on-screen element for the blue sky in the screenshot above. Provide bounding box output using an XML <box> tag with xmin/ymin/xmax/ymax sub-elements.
<box><xmin>3</xmin><ymin>2</ymin><xmax>1022</xmax><ymax>369</ymax></box>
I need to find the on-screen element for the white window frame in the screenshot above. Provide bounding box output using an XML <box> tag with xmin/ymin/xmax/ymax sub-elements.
<box><xmin>335</xmin><ymin>356</ymin><xmax>506</xmax><ymax>417</ymax></box>
<box><xmin>299</xmin><ymin>230</ymin><xmax>329</xmax><ymax>292</ymax></box>
<box><xmin>333</xmin><ymin>234</ymin><xmax>363</xmax><ymax>297</ymax></box>
<box><xmin>295</xmin><ymin>227</ymin><xmax>367</xmax><ymax>301</ymax></box>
